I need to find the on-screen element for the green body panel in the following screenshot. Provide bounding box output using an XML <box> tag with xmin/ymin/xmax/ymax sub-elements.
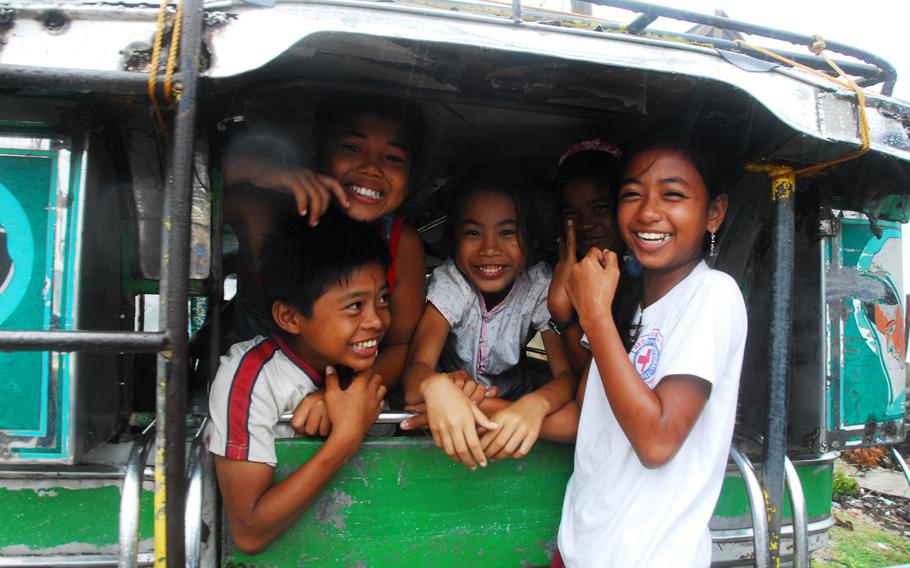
<box><xmin>712</xmin><ymin>460</ymin><xmax>833</xmax><ymax>522</ymax></box>
<box><xmin>0</xmin><ymin>483</ymin><xmax>154</xmax><ymax>551</ymax></box>
<box><xmin>0</xmin><ymin>154</ymin><xmax>55</xmax><ymax>432</ymax></box>
<box><xmin>224</xmin><ymin>440</ymin><xmax>835</xmax><ymax>566</ymax></box>
<box><xmin>225</xmin><ymin>438</ymin><xmax>573</xmax><ymax>567</ymax></box>
<box><xmin>828</xmin><ymin>217</ymin><xmax>905</xmax><ymax>429</ymax></box>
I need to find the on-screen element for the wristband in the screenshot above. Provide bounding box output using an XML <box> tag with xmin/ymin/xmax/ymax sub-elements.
<box><xmin>547</xmin><ymin>313</ymin><xmax>578</xmax><ymax>336</ymax></box>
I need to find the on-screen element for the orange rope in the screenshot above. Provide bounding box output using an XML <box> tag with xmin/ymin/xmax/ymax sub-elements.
<box><xmin>148</xmin><ymin>0</ymin><xmax>170</xmax><ymax>132</ymax></box>
<box><xmin>736</xmin><ymin>35</ymin><xmax>870</xmax><ymax>178</ymax></box>
<box><xmin>164</xmin><ymin>0</ymin><xmax>184</xmax><ymax>107</ymax></box>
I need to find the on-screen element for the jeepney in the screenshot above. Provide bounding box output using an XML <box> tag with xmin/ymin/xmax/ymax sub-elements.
<box><xmin>0</xmin><ymin>0</ymin><xmax>908</xmax><ymax>566</ymax></box>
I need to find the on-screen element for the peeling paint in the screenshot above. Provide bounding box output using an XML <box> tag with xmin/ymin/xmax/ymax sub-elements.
<box><xmin>315</xmin><ymin>489</ymin><xmax>353</xmax><ymax>531</ymax></box>
<box><xmin>35</xmin><ymin>489</ymin><xmax>58</xmax><ymax>497</ymax></box>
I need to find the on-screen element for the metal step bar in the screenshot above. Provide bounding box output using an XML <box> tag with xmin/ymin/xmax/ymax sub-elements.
<box><xmin>731</xmin><ymin>430</ymin><xmax>811</xmax><ymax>567</ymax></box>
<box><xmin>119</xmin><ymin>426</ymin><xmax>156</xmax><ymax>568</ymax></box>
<box><xmin>728</xmin><ymin>445</ymin><xmax>769</xmax><ymax>567</ymax></box>
<box><xmin>184</xmin><ymin>419</ymin><xmax>209</xmax><ymax>568</ymax></box>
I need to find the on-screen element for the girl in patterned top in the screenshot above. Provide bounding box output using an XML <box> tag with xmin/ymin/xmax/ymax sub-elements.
<box><xmin>401</xmin><ymin>171</ymin><xmax>576</xmax><ymax>469</ymax></box>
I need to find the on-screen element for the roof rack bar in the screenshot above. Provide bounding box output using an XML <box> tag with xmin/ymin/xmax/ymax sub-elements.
<box><xmin>587</xmin><ymin>0</ymin><xmax>897</xmax><ymax>94</ymax></box>
<box><xmin>624</xmin><ymin>12</ymin><xmax>657</xmax><ymax>34</ymax></box>
<box><xmin>0</xmin><ymin>330</ymin><xmax>169</xmax><ymax>353</ymax></box>
<box><xmin>583</xmin><ymin>19</ymin><xmax>887</xmax><ymax>86</ymax></box>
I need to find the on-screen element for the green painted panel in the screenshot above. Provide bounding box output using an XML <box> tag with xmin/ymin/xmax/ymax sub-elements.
<box><xmin>0</xmin><ymin>155</ymin><xmax>54</xmax><ymax>431</ymax></box>
<box><xmin>834</xmin><ymin>218</ymin><xmax>905</xmax><ymax>426</ymax></box>
<box><xmin>225</xmin><ymin>438</ymin><xmax>573</xmax><ymax>567</ymax></box>
<box><xmin>713</xmin><ymin>460</ymin><xmax>832</xmax><ymax>520</ymax></box>
<box><xmin>0</xmin><ymin>484</ymin><xmax>154</xmax><ymax>550</ymax></box>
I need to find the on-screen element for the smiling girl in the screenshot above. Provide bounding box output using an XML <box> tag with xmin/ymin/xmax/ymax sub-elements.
<box><xmin>554</xmin><ymin>138</ymin><xmax>747</xmax><ymax>567</ymax></box>
<box><xmin>223</xmin><ymin>93</ymin><xmax>425</xmax><ymax>392</ymax></box>
<box><xmin>402</xmin><ymin>172</ymin><xmax>575</xmax><ymax>469</ymax></box>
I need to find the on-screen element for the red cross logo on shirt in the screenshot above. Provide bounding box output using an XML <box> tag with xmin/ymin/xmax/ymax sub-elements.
<box><xmin>630</xmin><ymin>329</ymin><xmax>663</xmax><ymax>383</ymax></box>
<box><xmin>636</xmin><ymin>347</ymin><xmax>653</xmax><ymax>373</ymax></box>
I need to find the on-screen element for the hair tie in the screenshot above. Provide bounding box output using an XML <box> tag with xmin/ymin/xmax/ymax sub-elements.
<box><xmin>558</xmin><ymin>139</ymin><xmax>622</xmax><ymax>168</ymax></box>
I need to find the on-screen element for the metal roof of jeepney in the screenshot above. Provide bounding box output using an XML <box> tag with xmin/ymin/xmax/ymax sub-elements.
<box><xmin>1</xmin><ymin>0</ymin><xmax>909</xmax><ymax>165</ymax></box>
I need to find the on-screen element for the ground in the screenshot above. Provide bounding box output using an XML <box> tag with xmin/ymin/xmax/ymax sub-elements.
<box><xmin>811</xmin><ymin>448</ymin><xmax>910</xmax><ymax>568</ymax></box>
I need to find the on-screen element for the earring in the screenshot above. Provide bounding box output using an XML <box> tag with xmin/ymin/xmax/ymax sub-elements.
<box><xmin>709</xmin><ymin>231</ymin><xmax>717</xmax><ymax>257</ymax></box>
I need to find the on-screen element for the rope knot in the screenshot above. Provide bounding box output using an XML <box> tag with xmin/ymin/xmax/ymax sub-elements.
<box><xmin>810</xmin><ymin>35</ymin><xmax>827</xmax><ymax>56</ymax></box>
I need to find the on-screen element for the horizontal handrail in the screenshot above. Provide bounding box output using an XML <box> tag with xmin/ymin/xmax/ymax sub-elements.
<box><xmin>0</xmin><ymin>64</ymin><xmax>180</xmax><ymax>97</ymax></box>
<box><xmin>0</xmin><ymin>330</ymin><xmax>168</xmax><ymax>353</ymax></box>
<box><xmin>278</xmin><ymin>411</ymin><xmax>416</xmax><ymax>425</ymax></box>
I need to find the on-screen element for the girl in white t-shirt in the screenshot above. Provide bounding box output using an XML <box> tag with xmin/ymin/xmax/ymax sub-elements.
<box><xmin>554</xmin><ymin>138</ymin><xmax>747</xmax><ymax>567</ymax></box>
<box><xmin>401</xmin><ymin>172</ymin><xmax>576</xmax><ymax>470</ymax></box>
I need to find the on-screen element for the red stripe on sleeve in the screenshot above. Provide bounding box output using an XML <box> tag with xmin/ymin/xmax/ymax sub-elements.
<box><xmin>225</xmin><ymin>339</ymin><xmax>279</xmax><ymax>460</ymax></box>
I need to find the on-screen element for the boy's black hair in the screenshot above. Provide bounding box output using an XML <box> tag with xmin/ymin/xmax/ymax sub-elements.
<box><xmin>444</xmin><ymin>168</ymin><xmax>544</xmax><ymax>265</ymax></box>
<box><xmin>259</xmin><ymin>211</ymin><xmax>391</xmax><ymax>321</ymax></box>
<box><xmin>312</xmin><ymin>91</ymin><xmax>425</xmax><ymax>170</ymax></box>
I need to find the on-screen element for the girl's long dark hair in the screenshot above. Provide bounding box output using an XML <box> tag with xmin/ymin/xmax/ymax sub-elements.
<box><xmin>613</xmin><ymin>133</ymin><xmax>726</xmax><ymax>351</ymax></box>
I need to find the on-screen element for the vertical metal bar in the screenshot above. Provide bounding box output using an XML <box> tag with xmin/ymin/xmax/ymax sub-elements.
<box><xmin>119</xmin><ymin>427</ymin><xmax>155</xmax><ymax>568</ymax></box>
<box><xmin>783</xmin><ymin>455</ymin><xmax>809</xmax><ymax>567</ymax></box>
<box><xmin>762</xmin><ymin>170</ymin><xmax>796</xmax><ymax>568</ymax></box>
<box><xmin>208</xmin><ymin>172</ymin><xmax>224</xmax><ymax>384</ymax></box>
<box><xmin>510</xmin><ymin>0</ymin><xmax>521</xmax><ymax>23</ymax></box>
<box><xmin>154</xmin><ymin>1</ymin><xmax>206</xmax><ymax>566</ymax></box>
<box><xmin>729</xmin><ymin>446</ymin><xmax>770</xmax><ymax>568</ymax></box>
<box><xmin>891</xmin><ymin>446</ymin><xmax>910</xmax><ymax>487</ymax></box>
<box><xmin>185</xmin><ymin>418</ymin><xmax>209</xmax><ymax>568</ymax></box>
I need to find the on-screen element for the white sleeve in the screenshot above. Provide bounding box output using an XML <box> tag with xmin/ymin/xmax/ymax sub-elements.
<box><xmin>206</xmin><ymin>350</ymin><xmax>240</xmax><ymax>460</ymax></box>
<box><xmin>531</xmin><ymin>277</ymin><xmax>553</xmax><ymax>332</ymax></box>
<box><xmin>657</xmin><ymin>276</ymin><xmax>747</xmax><ymax>387</ymax></box>
<box><xmin>426</xmin><ymin>260</ymin><xmax>471</xmax><ymax>329</ymax></box>
<box><xmin>205</xmin><ymin>341</ymin><xmax>281</xmax><ymax>467</ymax></box>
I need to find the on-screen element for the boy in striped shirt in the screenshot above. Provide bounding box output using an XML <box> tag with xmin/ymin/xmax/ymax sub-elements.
<box><xmin>207</xmin><ymin>213</ymin><xmax>390</xmax><ymax>555</ymax></box>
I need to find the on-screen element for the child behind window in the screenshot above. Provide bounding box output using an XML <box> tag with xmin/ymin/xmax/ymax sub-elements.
<box><xmin>224</xmin><ymin>92</ymin><xmax>426</xmax><ymax>393</ymax></box>
<box><xmin>207</xmin><ymin>213</ymin><xmax>390</xmax><ymax>555</ymax></box>
<box><xmin>402</xmin><ymin>171</ymin><xmax>575</xmax><ymax>469</ymax></box>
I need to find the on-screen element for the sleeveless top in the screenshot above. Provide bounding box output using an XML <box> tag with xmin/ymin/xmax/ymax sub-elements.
<box><xmin>233</xmin><ymin>215</ymin><xmax>404</xmax><ymax>342</ymax></box>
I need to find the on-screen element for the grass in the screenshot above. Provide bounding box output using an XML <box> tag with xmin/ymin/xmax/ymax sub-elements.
<box><xmin>812</xmin><ymin>511</ymin><xmax>910</xmax><ymax>567</ymax></box>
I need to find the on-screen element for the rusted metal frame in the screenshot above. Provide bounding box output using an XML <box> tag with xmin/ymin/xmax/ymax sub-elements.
<box><xmin>0</xmin><ymin>330</ymin><xmax>168</xmax><ymax>352</ymax></box>
<box><xmin>762</xmin><ymin>171</ymin><xmax>796</xmax><ymax>567</ymax></box>
<box><xmin>586</xmin><ymin>0</ymin><xmax>896</xmax><ymax>94</ymax></box>
<box><xmin>153</xmin><ymin>0</ymin><xmax>205</xmax><ymax>565</ymax></box>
